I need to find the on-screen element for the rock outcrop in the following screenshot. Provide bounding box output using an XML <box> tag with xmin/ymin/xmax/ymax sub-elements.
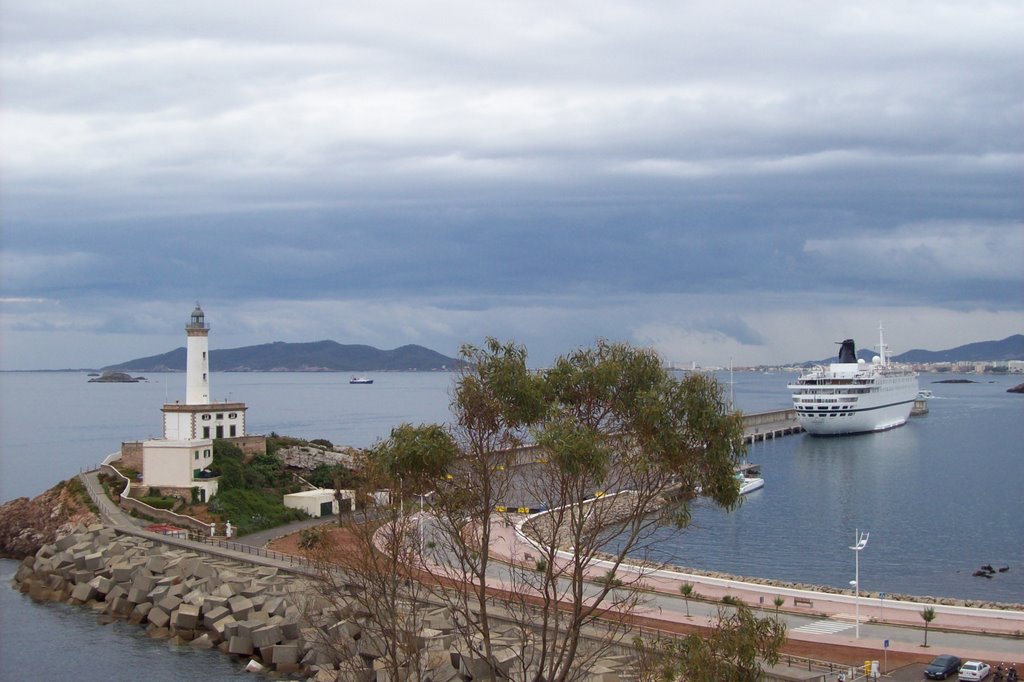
<box><xmin>0</xmin><ymin>479</ymin><xmax>99</xmax><ymax>559</ymax></box>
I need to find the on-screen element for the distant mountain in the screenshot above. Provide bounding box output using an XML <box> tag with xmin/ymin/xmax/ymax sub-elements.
<box><xmin>802</xmin><ymin>334</ymin><xmax>1024</xmax><ymax>366</ymax></box>
<box><xmin>893</xmin><ymin>334</ymin><xmax>1024</xmax><ymax>363</ymax></box>
<box><xmin>104</xmin><ymin>341</ymin><xmax>463</xmax><ymax>372</ymax></box>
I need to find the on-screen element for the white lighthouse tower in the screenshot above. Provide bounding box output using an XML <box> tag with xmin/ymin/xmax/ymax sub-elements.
<box><xmin>123</xmin><ymin>303</ymin><xmax>263</xmax><ymax>510</ymax></box>
<box><xmin>185</xmin><ymin>303</ymin><xmax>210</xmax><ymax>404</ymax></box>
<box><xmin>161</xmin><ymin>305</ymin><xmax>247</xmax><ymax>442</ymax></box>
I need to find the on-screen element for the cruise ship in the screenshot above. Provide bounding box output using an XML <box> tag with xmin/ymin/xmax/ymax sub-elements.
<box><xmin>788</xmin><ymin>326</ymin><xmax>919</xmax><ymax>436</ymax></box>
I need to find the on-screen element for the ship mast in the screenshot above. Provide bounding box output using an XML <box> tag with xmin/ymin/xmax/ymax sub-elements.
<box><xmin>877</xmin><ymin>321</ymin><xmax>888</xmax><ymax>366</ymax></box>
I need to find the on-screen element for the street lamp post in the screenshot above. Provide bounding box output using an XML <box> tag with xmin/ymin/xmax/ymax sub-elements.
<box><xmin>850</xmin><ymin>529</ymin><xmax>869</xmax><ymax>639</ymax></box>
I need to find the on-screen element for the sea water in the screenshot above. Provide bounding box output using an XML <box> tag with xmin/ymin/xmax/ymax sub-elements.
<box><xmin>0</xmin><ymin>558</ymin><xmax>249</xmax><ymax>680</ymax></box>
<box><xmin>1</xmin><ymin>370</ymin><xmax>1021</xmax><ymax>603</ymax></box>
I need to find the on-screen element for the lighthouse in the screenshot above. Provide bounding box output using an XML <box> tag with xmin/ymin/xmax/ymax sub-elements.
<box><xmin>185</xmin><ymin>303</ymin><xmax>210</xmax><ymax>404</ymax></box>
<box><xmin>161</xmin><ymin>305</ymin><xmax>247</xmax><ymax>441</ymax></box>
<box><xmin>122</xmin><ymin>303</ymin><xmax>263</xmax><ymax>510</ymax></box>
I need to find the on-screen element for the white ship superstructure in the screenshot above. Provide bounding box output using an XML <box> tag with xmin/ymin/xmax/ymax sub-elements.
<box><xmin>788</xmin><ymin>325</ymin><xmax>918</xmax><ymax>436</ymax></box>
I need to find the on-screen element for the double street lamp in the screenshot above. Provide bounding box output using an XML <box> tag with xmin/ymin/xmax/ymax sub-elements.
<box><xmin>849</xmin><ymin>529</ymin><xmax>869</xmax><ymax>639</ymax></box>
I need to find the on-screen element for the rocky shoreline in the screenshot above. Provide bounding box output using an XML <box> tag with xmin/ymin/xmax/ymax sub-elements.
<box><xmin>10</xmin><ymin>523</ymin><xmax>639</xmax><ymax>681</ymax></box>
<box><xmin>0</xmin><ymin>479</ymin><xmax>99</xmax><ymax>559</ymax></box>
<box><xmin>625</xmin><ymin>557</ymin><xmax>1024</xmax><ymax>613</ymax></box>
<box><xmin>12</xmin><ymin>524</ymin><xmax>315</xmax><ymax>677</ymax></box>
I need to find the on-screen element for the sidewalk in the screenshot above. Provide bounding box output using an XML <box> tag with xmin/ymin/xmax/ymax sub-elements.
<box><xmin>488</xmin><ymin>516</ymin><xmax>1024</xmax><ymax>665</ymax></box>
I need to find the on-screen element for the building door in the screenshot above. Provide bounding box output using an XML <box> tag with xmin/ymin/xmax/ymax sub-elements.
<box><xmin>319</xmin><ymin>501</ymin><xmax>333</xmax><ymax>517</ymax></box>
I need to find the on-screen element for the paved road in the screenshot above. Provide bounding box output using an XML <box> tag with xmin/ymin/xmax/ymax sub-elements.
<box><xmin>236</xmin><ymin>513</ymin><xmax>340</xmax><ymax>546</ymax></box>
<box><xmin>76</xmin><ymin>472</ymin><xmax>1022</xmax><ymax>671</ymax></box>
<box><xmin>485</xmin><ymin>519</ymin><xmax>1024</xmax><ymax>665</ymax></box>
<box><xmin>78</xmin><ymin>470</ymin><xmax>140</xmax><ymax>529</ymax></box>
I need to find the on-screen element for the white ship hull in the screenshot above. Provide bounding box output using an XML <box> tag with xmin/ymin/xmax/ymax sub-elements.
<box><xmin>792</xmin><ymin>394</ymin><xmax>915</xmax><ymax>435</ymax></box>
<box><xmin>788</xmin><ymin>327</ymin><xmax>918</xmax><ymax>437</ymax></box>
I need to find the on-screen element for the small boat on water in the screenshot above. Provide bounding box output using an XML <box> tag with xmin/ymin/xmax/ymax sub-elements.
<box><xmin>736</xmin><ymin>463</ymin><xmax>764</xmax><ymax>495</ymax></box>
<box><xmin>349</xmin><ymin>376</ymin><xmax>373</xmax><ymax>385</ymax></box>
<box><xmin>694</xmin><ymin>463</ymin><xmax>763</xmax><ymax>497</ymax></box>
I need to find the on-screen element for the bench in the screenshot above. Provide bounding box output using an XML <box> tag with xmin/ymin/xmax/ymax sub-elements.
<box><xmin>793</xmin><ymin>597</ymin><xmax>814</xmax><ymax>608</ymax></box>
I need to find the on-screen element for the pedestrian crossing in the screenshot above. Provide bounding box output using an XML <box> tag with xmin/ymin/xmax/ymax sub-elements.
<box><xmin>791</xmin><ymin>618</ymin><xmax>857</xmax><ymax>635</ymax></box>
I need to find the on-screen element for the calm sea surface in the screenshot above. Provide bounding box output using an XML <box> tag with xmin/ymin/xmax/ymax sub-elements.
<box><xmin>1</xmin><ymin>370</ymin><xmax>1022</xmax><ymax>677</ymax></box>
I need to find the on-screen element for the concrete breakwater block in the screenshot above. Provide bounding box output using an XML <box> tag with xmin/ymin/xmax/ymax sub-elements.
<box><xmin>129</xmin><ymin>601</ymin><xmax>153</xmax><ymax>623</ymax></box>
<box><xmin>13</xmin><ymin>522</ymin><xmax>629</xmax><ymax>681</ymax></box>
<box><xmin>174</xmin><ymin>603</ymin><xmax>201</xmax><ymax>630</ymax></box>
<box><xmin>228</xmin><ymin>634</ymin><xmax>254</xmax><ymax>656</ymax></box>
<box><xmin>189</xmin><ymin>633</ymin><xmax>215</xmax><ymax>650</ymax></box>
<box><xmin>147</xmin><ymin>605</ymin><xmax>171</xmax><ymax>628</ymax></box>
<box><xmin>70</xmin><ymin>581</ymin><xmax>97</xmax><ymax>603</ymax></box>
<box><xmin>202</xmin><ymin>605</ymin><xmax>229</xmax><ymax>629</ymax></box>
<box><xmin>228</xmin><ymin>595</ymin><xmax>254</xmax><ymax>619</ymax></box>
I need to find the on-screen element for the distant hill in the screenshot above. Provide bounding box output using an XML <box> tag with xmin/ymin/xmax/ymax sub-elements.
<box><xmin>104</xmin><ymin>341</ymin><xmax>463</xmax><ymax>372</ymax></box>
<box><xmin>803</xmin><ymin>334</ymin><xmax>1024</xmax><ymax>366</ymax></box>
<box><xmin>894</xmin><ymin>334</ymin><xmax>1024</xmax><ymax>363</ymax></box>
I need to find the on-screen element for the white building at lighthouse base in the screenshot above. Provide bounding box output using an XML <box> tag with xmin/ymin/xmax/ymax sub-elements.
<box><xmin>140</xmin><ymin>438</ymin><xmax>219</xmax><ymax>502</ymax></box>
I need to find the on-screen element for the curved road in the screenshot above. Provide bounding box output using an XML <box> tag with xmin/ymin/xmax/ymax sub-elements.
<box><xmin>79</xmin><ymin>471</ymin><xmax>1022</xmax><ymax>669</ymax></box>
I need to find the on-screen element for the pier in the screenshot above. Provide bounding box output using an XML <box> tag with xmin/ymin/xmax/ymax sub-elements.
<box><xmin>495</xmin><ymin>409</ymin><xmax>802</xmax><ymax>467</ymax></box>
<box><xmin>742</xmin><ymin>408</ymin><xmax>803</xmax><ymax>443</ymax></box>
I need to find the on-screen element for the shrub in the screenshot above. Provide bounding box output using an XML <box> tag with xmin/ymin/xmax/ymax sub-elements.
<box><xmin>208</xmin><ymin>488</ymin><xmax>308</xmax><ymax>536</ymax></box>
<box><xmin>140</xmin><ymin>496</ymin><xmax>176</xmax><ymax>510</ymax></box>
<box><xmin>299</xmin><ymin>526</ymin><xmax>326</xmax><ymax>549</ymax></box>
<box><xmin>602</xmin><ymin>570</ymin><xmax>624</xmax><ymax>588</ymax></box>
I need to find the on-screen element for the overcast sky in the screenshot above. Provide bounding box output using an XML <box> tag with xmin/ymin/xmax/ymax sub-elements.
<box><xmin>1</xmin><ymin>0</ymin><xmax>1021</xmax><ymax>370</ymax></box>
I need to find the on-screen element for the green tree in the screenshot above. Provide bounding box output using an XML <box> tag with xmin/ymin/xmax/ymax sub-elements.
<box><xmin>637</xmin><ymin>603</ymin><xmax>787</xmax><ymax>682</ymax></box>
<box><xmin>374</xmin><ymin>339</ymin><xmax>545</xmax><ymax>680</ymax></box>
<box><xmin>773</xmin><ymin>595</ymin><xmax>785</xmax><ymax>617</ymax></box>
<box><xmin>680</xmin><ymin>583</ymin><xmax>695</xmax><ymax>617</ymax></box>
<box><xmin>350</xmin><ymin>339</ymin><xmax>745</xmax><ymax>682</ymax></box>
<box><xmin>210</xmin><ymin>439</ymin><xmax>247</xmax><ymax>490</ymax></box>
<box><xmin>303</xmin><ymin>452</ymin><xmax>434</xmax><ymax>682</ymax></box>
<box><xmin>920</xmin><ymin>606</ymin><xmax>936</xmax><ymax>647</ymax></box>
<box><xmin>511</xmin><ymin>342</ymin><xmax>743</xmax><ymax>682</ymax></box>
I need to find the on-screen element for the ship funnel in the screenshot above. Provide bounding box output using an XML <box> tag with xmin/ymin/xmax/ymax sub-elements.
<box><xmin>837</xmin><ymin>339</ymin><xmax>857</xmax><ymax>363</ymax></box>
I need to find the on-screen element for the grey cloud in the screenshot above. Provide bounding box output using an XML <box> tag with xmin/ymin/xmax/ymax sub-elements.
<box><xmin>1</xmin><ymin>0</ymin><xmax>1021</xmax><ymax>370</ymax></box>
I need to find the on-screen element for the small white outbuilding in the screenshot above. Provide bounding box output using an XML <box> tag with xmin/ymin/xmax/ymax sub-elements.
<box><xmin>283</xmin><ymin>489</ymin><xmax>354</xmax><ymax>517</ymax></box>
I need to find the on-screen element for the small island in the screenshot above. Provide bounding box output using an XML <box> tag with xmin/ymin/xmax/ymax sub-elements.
<box><xmin>88</xmin><ymin>371</ymin><xmax>146</xmax><ymax>383</ymax></box>
<box><xmin>1008</xmin><ymin>382</ymin><xmax>1024</xmax><ymax>394</ymax></box>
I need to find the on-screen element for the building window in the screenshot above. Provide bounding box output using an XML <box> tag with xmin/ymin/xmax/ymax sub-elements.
<box><xmin>201</xmin><ymin>414</ymin><xmax>211</xmax><ymax>421</ymax></box>
<box><xmin>229</xmin><ymin>425</ymin><xmax>236</xmax><ymax>437</ymax></box>
<box><xmin>228</xmin><ymin>413</ymin><xmax>237</xmax><ymax>419</ymax></box>
<box><xmin>194</xmin><ymin>451</ymin><xmax>199</xmax><ymax>460</ymax></box>
<box><xmin>203</xmin><ymin>426</ymin><xmax>210</xmax><ymax>438</ymax></box>
<box><xmin>203</xmin><ymin>373</ymin><xmax>206</xmax><ymax>381</ymax></box>
<box><xmin>204</xmin><ymin>449</ymin><xmax>211</xmax><ymax>459</ymax></box>
<box><xmin>216</xmin><ymin>413</ymin><xmax>224</xmax><ymax>420</ymax></box>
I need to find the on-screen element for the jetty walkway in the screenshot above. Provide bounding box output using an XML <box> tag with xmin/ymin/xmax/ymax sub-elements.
<box><xmin>77</xmin><ymin>469</ymin><xmax>1022</xmax><ymax>677</ymax></box>
<box><xmin>743</xmin><ymin>408</ymin><xmax>803</xmax><ymax>443</ymax></box>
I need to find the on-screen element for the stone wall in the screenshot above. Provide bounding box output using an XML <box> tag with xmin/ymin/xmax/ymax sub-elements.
<box><xmin>225</xmin><ymin>435</ymin><xmax>266</xmax><ymax>456</ymax></box>
<box><xmin>119</xmin><ymin>441</ymin><xmax>143</xmax><ymax>472</ymax></box>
